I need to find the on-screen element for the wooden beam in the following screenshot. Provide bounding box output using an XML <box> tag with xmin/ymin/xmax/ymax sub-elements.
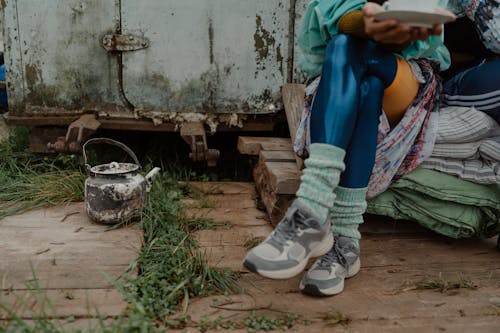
<box><xmin>237</xmin><ymin>136</ymin><xmax>292</xmax><ymax>155</ymax></box>
<box><xmin>282</xmin><ymin>83</ymin><xmax>306</xmax><ymax>169</ymax></box>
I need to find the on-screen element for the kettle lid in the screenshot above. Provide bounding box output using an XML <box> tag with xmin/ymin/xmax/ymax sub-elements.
<box><xmin>90</xmin><ymin>161</ymin><xmax>140</xmax><ymax>175</ymax></box>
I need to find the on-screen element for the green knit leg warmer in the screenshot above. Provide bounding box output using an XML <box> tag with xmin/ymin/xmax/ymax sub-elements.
<box><xmin>330</xmin><ymin>186</ymin><xmax>368</xmax><ymax>247</ymax></box>
<box><xmin>295</xmin><ymin>143</ymin><xmax>346</xmax><ymax>225</ymax></box>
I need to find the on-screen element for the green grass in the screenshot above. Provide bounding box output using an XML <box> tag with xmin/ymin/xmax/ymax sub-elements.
<box><xmin>0</xmin><ymin>127</ymin><xmax>241</xmax><ymax>332</ymax></box>
<box><xmin>117</xmin><ymin>174</ymin><xmax>240</xmax><ymax>320</ymax></box>
<box><xmin>0</xmin><ymin>127</ymin><xmax>85</xmax><ymax>218</ymax></box>
<box><xmin>320</xmin><ymin>308</ymin><xmax>350</xmax><ymax>326</ymax></box>
<box><xmin>0</xmin><ymin>127</ymin><xmax>309</xmax><ymax>332</ymax></box>
<box><xmin>414</xmin><ymin>274</ymin><xmax>477</xmax><ymax>293</ymax></box>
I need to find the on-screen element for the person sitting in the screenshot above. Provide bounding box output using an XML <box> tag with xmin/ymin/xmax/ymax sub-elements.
<box><xmin>244</xmin><ymin>0</ymin><xmax>454</xmax><ymax>296</ymax></box>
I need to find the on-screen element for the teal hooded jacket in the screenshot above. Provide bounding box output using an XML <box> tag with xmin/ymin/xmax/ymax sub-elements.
<box><xmin>298</xmin><ymin>0</ymin><xmax>452</xmax><ymax>77</ymax></box>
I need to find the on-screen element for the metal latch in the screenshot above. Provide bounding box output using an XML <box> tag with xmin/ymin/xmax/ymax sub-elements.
<box><xmin>102</xmin><ymin>34</ymin><xmax>150</xmax><ymax>52</ymax></box>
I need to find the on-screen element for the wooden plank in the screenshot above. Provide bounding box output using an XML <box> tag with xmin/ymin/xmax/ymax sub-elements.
<box><xmin>341</xmin><ymin>317</ymin><xmax>500</xmax><ymax>333</ymax></box>
<box><xmin>179</xmin><ymin>182</ymin><xmax>255</xmax><ymax>195</ymax></box>
<box><xmin>259</xmin><ymin>150</ymin><xmax>296</xmax><ymax>163</ymax></box>
<box><xmin>1</xmin><ymin>289</ymin><xmax>126</xmax><ymax>319</ymax></box>
<box><xmin>1</xmin><ymin>260</ymin><xmax>133</xmax><ymax>290</ymax></box>
<box><xmin>0</xmin><ymin>319</ymin><xmax>115</xmax><ymax>331</ymax></box>
<box><xmin>183</xmin><ymin>194</ymin><xmax>255</xmax><ymax>209</ymax></box>
<box><xmin>265</xmin><ymin>161</ymin><xmax>300</xmax><ymax>194</ymax></box>
<box><xmin>241</xmin><ymin>263</ymin><xmax>500</xmax><ymax>294</ymax></box>
<box><xmin>252</xmin><ymin>159</ymin><xmax>295</xmax><ymax>224</ymax></box>
<box><xmin>194</xmin><ymin>226</ymin><xmax>272</xmax><ymax>248</ymax></box>
<box><xmin>282</xmin><ymin>83</ymin><xmax>306</xmax><ymax>169</ymax></box>
<box><xmin>237</xmin><ymin>136</ymin><xmax>292</xmax><ymax>155</ymax></box>
<box><xmin>184</xmin><ymin>287</ymin><xmax>500</xmax><ymax>325</ymax></box>
<box><xmin>184</xmin><ymin>183</ymin><xmax>500</xmax><ymax>333</ymax></box>
<box><xmin>187</xmin><ymin>207</ymin><xmax>269</xmax><ymax>227</ymax></box>
<box><xmin>0</xmin><ymin>203</ymin><xmax>142</xmax><ymax>319</ymax></box>
<box><xmin>260</xmin><ymin>192</ymin><xmax>294</xmax><ymax>226</ymax></box>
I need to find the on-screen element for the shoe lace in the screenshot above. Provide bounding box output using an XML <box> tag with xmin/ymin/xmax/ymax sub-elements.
<box><xmin>318</xmin><ymin>235</ymin><xmax>351</xmax><ymax>272</ymax></box>
<box><xmin>271</xmin><ymin>205</ymin><xmax>311</xmax><ymax>246</ymax></box>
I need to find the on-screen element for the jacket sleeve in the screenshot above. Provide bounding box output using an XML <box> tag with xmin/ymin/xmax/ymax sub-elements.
<box><xmin>298</xmin><ymin>0</ymin><xmax>366</xmax><ymax>77</ymax></box>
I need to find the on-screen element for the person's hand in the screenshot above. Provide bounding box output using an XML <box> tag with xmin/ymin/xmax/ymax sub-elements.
<box><xmin>363</xmin><ymin>3</ymin><xmax>455</xmax><ymax>44</ymax></box>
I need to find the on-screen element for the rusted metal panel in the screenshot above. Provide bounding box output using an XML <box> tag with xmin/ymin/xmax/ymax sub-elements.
<box><xmin>2</xmin><ymin>0</ymin><xmax>26</xmax><ymax>110</ymax></box>
<box><xmin>2</xmin><ymin>0</ymin><xmax>303</xmax><ymax>120</ymax></box>
<box><xmin>121</xmin><ymin>0</ymin><xmax>291</xmax><ymax>114</ymax></box>
<box><xmin>3</xmin><ymin>0</ymin><xmax>124</xmax><ymax>114</ymax></box>
<box><xmin>293</xmin><ymin>0</ymin><xmax>308</xmax><ymax>83</ymax></box>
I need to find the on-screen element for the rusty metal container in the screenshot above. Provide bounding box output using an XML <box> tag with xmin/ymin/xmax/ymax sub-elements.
<box><xmin>83</xmin><ymin>138</ymin><xmax>160</xmax><ymax>224</ymax></box>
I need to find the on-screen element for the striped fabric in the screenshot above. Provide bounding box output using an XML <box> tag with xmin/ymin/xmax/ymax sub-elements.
<box><xmin>421</xmin><ymin>106</ymin><xmax>500</xmax><ymax>184</ymax></box>
<box><xmin>442</xmin><ymin>89</ymin><xmax>500</xmax><ymax>111</ymax></box>
<box><xmin>435</xmin><ymin>106</ymin><xmax>498</xmax><ymax>143</ymax></box>
<box><xmin>421</xmin><ymin>157</ymin><xmax>500</xmax><ymax>184</ymax></box>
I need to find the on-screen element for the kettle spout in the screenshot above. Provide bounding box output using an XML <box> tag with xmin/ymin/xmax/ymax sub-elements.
<box><xmin>145</xmin><ymin>167</ymin><xmax>161</xmax><ymax>192</ymax></box>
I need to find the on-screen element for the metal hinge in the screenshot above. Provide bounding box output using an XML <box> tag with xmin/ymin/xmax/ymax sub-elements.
<box><xmin>102</xmin><ymin>34</ymin><xmax>150</xmax><ymax>52</ymax></box>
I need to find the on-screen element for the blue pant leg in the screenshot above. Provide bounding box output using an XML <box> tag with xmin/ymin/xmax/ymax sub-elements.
<box><xmin>442</xmin><ymin>59</ymin><xmax>500</xmax><ymax>123</ymax></box>
<box><xmin>309</xmin><ymin>34</ymin><xmax>397</xmax><ymax>188</ymax></box>
<box><xmin>310</xmin><ymin>34</ymin><xmax>397</xmax><ymax>148</ymax></box>
<box><xmin>339</xmin><ymin>77</ymin><xmax>385</xmax><ymax>188</ymax></box>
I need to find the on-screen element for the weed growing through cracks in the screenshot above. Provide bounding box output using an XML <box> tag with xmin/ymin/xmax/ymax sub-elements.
<box><xmin>320</xmin><ymin>308</ymin><xmax>351</xmax><ymax>326</ymax></box>
<box><xmin>414</xmin><ymin>274</ymin><xmax>478</xmax><ymax>293</ymax></box>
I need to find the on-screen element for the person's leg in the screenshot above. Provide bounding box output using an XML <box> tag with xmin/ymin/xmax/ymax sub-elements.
<box><xmin>300</xmin><ymin>76</ymin><xmax>384</xmax><ymax>297</ymax></box>
<box><xmin>297</xmin><ymin>35</ymin><xmax>396</xmax><ymax>221</ymax></box>
<box><xmin>244</xmin><ymin>35</ymin><xmax>398</xmax><ymax>280</ymax></box>
<box><xmin>441</xmin><ymin>59</ymin><xmax>500</xmax><ymax>124</ymax></box>
<box><xmin>300</xmin><ymin>38</ymin><xmax>420</xmax><ymax>297</ymax></box>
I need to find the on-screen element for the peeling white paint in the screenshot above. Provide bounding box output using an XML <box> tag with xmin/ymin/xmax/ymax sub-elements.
<box><xmin>133</xmin><ymin>110</ymin><xmax>247</xmax><ymax>133</ymax></box>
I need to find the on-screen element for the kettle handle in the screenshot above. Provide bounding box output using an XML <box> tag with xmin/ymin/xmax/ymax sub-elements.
<box><xmin>83</xmin><ymin>138</ymin><xmax>141</xmax><ymax>171</ymax></box>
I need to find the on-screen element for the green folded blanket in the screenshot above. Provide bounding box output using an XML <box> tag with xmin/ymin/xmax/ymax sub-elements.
<box><xmin>367</xmin><ymin>168</ymin><xmax>500</xmax><ymax>239</ymax></box>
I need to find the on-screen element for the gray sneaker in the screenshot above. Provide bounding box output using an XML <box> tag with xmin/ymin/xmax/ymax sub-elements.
<box><xmin>243</xmin><ymin>200</ymin><xmax>333</xmax><ymax>280</ymax></box>
<box><xmin>300</xmin><ymin>235</ymin><xmax>360</xmax><ymax>296</ymax></box>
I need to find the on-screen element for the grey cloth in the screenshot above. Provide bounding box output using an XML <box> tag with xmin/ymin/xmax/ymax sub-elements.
<box><xmin>421</xmin><ymin>106</ymin><xmax>500</xmax><ymax>184</ymax></box>
<box><xmin>421</xmin><ymin>157</ymin><xmax>500</xmax><ymax>184</ymax></box>
<box><xmin>435</xmin><ymin>106</ymin><xmax>498</xmax><ymax>143</ymax></box>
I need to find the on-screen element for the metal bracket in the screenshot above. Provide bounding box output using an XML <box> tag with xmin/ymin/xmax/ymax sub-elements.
<box><xmin>102</xmin><ymin>34</ymin><xmax>150</xmax><ymax>52</ymax></box>
<box><xmin>47</xmin><ymin>114</ymin><xmax>101</xmax><ymax>153</ymax></box>
<box><xmin>180</xmin><ymin>122</ymin><xmax>220</xmax><ymax>167</ymax></box>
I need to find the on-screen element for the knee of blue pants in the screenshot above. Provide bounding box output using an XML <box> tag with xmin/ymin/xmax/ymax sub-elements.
<box><xmin>323</xmin><ymin>34</ymin><xmax>359</xmax><ymax>68</ymax></box>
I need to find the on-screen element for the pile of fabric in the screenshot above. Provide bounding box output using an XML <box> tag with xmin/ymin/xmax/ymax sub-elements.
<box><xmin>367</xmin><ymin>106</ymin><xmax>500</xmax><ymax>239</ymax></box>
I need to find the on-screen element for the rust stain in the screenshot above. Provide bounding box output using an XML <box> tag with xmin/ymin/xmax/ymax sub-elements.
<box><xmin>276</xmin><ymin>46</ymin><xmax>284</xmax><ymax>77</ymax></box>
<box><xmin>25</xmin><ymin>64</ymin><xmax>39</xmax><ymax>88</ymax></box>
<box><xmin>208</xmin><ymin>18</ymin><xmax>214</xmax><ymax>64</ymax></box>
<box><xmin>254</xmin><ymin>15</ymin><xmax>275</xmax><ymax>61</ymax></box>
<box><xmin>0</xmin><ymin>0</ymin><xmax>6</xmax><ymax>11</ymax></box>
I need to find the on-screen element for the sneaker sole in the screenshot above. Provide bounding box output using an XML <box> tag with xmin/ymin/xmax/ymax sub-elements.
<box><xmin>243</xmin><ymin>233</ymin><xmax>334</xmax><ymax>280</ymax></box>
<box><xmin>300</xmin><ymin>258</ymin><xmax>361</xmax><ymax>296</ymax></box>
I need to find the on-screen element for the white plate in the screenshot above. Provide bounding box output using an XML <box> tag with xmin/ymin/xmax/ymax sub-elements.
<box><xmin>374</xmin><ymin>10</ymin><xmax>454</xmax><ymax>28</ymax></box>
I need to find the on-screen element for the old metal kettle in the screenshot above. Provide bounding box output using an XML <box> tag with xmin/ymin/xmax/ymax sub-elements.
<box><xmin>83</xmin><ymin>138</ymin><xmax>160</xmax><ymax>224</ymax></box>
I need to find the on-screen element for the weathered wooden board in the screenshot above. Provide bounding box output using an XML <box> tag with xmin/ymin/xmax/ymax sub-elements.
<box><xmin>259</xmin><ymin>150</ymin><xmax>296</xmax><ymax>163</ymax></box>
<box><xmin>282</xmin><ymin>83</ymin><xmax>306</xmax><ymax>169</ymax></box>
<box><xmin>237</xmin><ymin>136</ymin><xmax>293</xmax><ymax>155</ymax></box>
<box><xmin>0</xmin><ymin>289</ymin><xmax>126</xmax><ymax>319</ymax></box>
<box><xmin>264</xmin><ymin>161</ymin><xmax>301</xmax><ymax>194</ymax></box>
<box><xmin>180</xmin><ymin>181</ymin><xmax>256</xmax><ymax>195</ymax></box>
<box><xmin>0</xmin><ymin>203</ymin><xmax>142</xmax><ymax>320</ymax></box>
<box><xmin>185</xmin><ymin>183</ymin><xmax>500</xmax><ymax>333</ymax></box>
